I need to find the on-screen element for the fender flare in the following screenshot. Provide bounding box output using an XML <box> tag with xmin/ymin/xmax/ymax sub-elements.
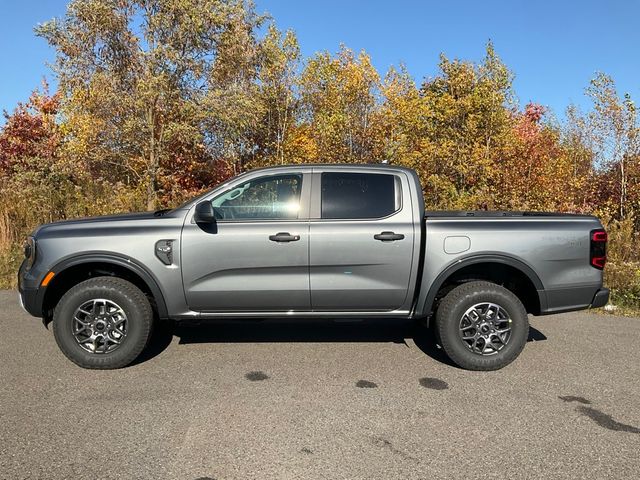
<box><xmin>41</xmin><ymin>252</ymin><xmax>169</xmax><ymax>319</ymax></box>
<box><xmin>417</xmin><ymin>253</ymin><xmax>546</xmax><ymax>317</ymax></box>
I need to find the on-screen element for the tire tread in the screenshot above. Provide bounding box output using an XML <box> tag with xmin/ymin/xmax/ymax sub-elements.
<box><xmin>435</xmin><ymin>281</ymin><xmax>529</xmax><ymax>371</ymax></box>
<box><xmin>53</xmin><ymin>276</ymin><xmax>153</xmax><ymax>369</ymax></box>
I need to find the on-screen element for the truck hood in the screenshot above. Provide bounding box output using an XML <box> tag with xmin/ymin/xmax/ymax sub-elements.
<box><xmin>32</xmin><ymin>211</ymin><xmax>171</xmax><ymax>237</ymax></box>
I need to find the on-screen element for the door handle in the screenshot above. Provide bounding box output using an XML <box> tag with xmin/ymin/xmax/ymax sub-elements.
<box><xmin>374</xmin><ymin>231</ymin><xmax>405</xmax><ymax>242</ymax></box>
<box><xmin>269</xmin><ymin>232</ymin><xmax>300</xmax><ymax>242</ymax></box>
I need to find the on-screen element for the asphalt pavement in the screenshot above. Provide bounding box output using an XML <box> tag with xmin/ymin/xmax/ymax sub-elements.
<box><xmin>1</xmin><ymin>290</ymin><xmax>638</xmax><ymax>479</ymax></box>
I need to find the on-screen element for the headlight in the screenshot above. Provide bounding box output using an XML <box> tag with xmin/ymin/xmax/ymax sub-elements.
<box><xmin>24</xmin><ymin>236</ymin><xmax>36</xmax><ymax>269</ymax></box>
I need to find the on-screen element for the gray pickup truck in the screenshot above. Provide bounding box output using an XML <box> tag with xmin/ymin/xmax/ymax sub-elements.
<box><xmin>18</xmin><ymin>164</ymin><xmax>609</xmax><ymax>370</ymax></box>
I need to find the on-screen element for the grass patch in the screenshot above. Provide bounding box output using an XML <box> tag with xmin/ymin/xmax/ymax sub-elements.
<box><xmin>0</xmin><ymin>245</ymin><xmax>22</xmax><ymax>289</ymax></box>
<box><xmin>600</xmin><ymin>261</ymin><xmax>640</xmax><ymax>316</ymax></box>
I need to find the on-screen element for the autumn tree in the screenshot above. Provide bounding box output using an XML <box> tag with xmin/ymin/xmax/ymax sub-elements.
<box><xmin>253</xmin><ymin>25</ymin><xmax>300</xmax><ymax>165</ymax></box>
<box><xmin>299</xmin><ymin>46</ymin><xmax>382</xmax><ymax>163</ymax></box>
<box><xmin>378</xmin><ymin>65</ymin><xmax>424</xmax><ymax>171</ymax></box>
<box><xmin>0</xmin><ymin>83</ymin><xmax>61</xmax><ymax>171</ymax></box>
<box><xmin>563</xmin><ymin>105</ymin><xmax>597</xmax><ymax>184</ymax></box>
<box><xmin>200</xmin><ymin>3</ymin><xmax>266</xmax><ymax>174</ymax></box>
<box><xmin>494</xmin><ymin>104</ymin><xmax>581</xmax><ymax>211</ymax></box>
<box><xmin>420</xmin><ymin>44</ymin><xmax>514</xmax><ymax>208</ymax></box>
<box><xmin>37</xmin><ymin>0</ymin><xmax>260</xmax><ymax>209</ymax></box>
<box><xmin>585</xmin><ymin>72</ymin><xmax>640</xmax><ymax>220</ymax></box>
<box><xmin>0</xmin><ymin>85</ymin><xmax>84</xmax><ymax>242</ymax></box>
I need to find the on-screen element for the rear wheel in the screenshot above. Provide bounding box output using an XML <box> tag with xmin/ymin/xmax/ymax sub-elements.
<box><xmin>53</xmin><ymin>277</ymin><xmax>153</xmax><ymax>369</ymax></box>
<box><xmin>435</xmin><ymin>281</ymin><xmax>529</xmax><ymax>371</ymax></box>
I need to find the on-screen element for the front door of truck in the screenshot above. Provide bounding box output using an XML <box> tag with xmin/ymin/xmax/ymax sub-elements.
<box><xmin>181</xmin><ymin>171</ymin><xmax>311</xmax><ymax>312</ymax></box>
<box><xmin>309</xmin><ymin>169</ymin><xmax>415</xmax><ymax>312</ymax></box>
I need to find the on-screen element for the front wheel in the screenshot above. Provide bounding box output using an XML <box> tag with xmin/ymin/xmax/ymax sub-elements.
<box><xmin>53</xmin><ymin>277</ymin><xmax>153</xmax><ymax>369</ymax></box>
<box><xmin>435</xmin><ymin>281</ymin><xmax>529</xmax><ymax>371</ymax></box>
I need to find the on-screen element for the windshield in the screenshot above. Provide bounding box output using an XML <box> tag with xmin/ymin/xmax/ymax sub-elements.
<box><xmin>172</xmin><ymin>175</ymin><xmax>244</xmax><ymax>211</ymax></box>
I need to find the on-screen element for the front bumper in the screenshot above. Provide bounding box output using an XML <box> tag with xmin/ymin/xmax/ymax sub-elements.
<box><xmin>590</xmin><ymin>288</ymin><xmax>610</xmax><ymax>309</ymax></box>
<box><xmin>18</xmin><ymin>290</ymin><xmax>25</xmax><ymax>311</ymax></box>
<box><xmin>18</xmin><ymin>260</ymin><xmax>42</xmax><ymax>318</ymax></box>
<box><xmin>18</xmin><ymin>286</ymin><xmax>41</xmax><ymax>317</ymax></box>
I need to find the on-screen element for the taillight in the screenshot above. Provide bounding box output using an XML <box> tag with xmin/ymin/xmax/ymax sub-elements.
<box><xmin>590</xmin><ymin>229</ymin><xmax>607</xmax><ymax>270</ymax></box>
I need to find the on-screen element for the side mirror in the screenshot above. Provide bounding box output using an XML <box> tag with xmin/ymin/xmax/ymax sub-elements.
<box><xmin>194</xmin><ymin>201</ymin><xmax>216</xmax><ymax>224</ymax></box>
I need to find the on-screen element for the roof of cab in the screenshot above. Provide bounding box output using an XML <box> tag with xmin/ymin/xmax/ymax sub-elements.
<box><xmin>246</xmin><ymin>163</ymin><xmax>417</xmax><ymax>174</ymax></box>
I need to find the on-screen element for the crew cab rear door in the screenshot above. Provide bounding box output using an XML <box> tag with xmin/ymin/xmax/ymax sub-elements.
<box><xmin>181</xmin><ymin>169</ymin><xmax>312</xmax><ymax>312</ymax></box>
<box><xmin>308</xmin><ymin>168</ymin><xmax>416</xmax><ymax>312</ymax></box>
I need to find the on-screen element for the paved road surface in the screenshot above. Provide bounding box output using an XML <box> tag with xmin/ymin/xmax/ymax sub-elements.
<box><xmin>1</xmin><ymin>290</ymin><xmax>639</xmax><ymax>479</ymax></box>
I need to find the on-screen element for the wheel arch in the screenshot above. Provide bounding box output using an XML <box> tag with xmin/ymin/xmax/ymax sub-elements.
<box><xmin>417</xmin><ymin>254</ymin><xmax>546</xmax><ymax>323</ymax></box>
<box><xmin>41</xmin><ymin>253</ymin><xmax>169</xmax><ymax>321</ymax></box>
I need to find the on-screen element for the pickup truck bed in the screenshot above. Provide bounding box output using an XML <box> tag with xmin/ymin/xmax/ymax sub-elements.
<box><xmin>418</xmin><ymin>212</ymin><xmax>607</xmax><ymax>319</ymax></box>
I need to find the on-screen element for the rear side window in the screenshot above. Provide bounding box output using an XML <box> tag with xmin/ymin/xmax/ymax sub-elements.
<box><xmin>321</xmin><ymin>172</ymin><xmax>400</xmax><ymax>219</ymax></box>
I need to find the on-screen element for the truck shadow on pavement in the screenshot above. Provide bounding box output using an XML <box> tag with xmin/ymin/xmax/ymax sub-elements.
<box><xmin>135</xmin><ymin>318</ymin><xmax>547</xmax><ymax>368</ymax></box>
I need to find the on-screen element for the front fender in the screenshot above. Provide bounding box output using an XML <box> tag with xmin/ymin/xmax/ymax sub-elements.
<box><xmin>38</xmin><ymin>252</ymin><xmax>169</xmax><ymax>319</ymax></box>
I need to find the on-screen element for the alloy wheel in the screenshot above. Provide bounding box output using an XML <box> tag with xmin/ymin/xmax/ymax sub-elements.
<box><xmin>71</xmin><ymin>299</ymin><xmax>128</xmax><ymax>354</ymax></box>
<box><xmin>458</xmin><ymin>302</ymin><xmax>512</xmax><ymax>355</ymax></box>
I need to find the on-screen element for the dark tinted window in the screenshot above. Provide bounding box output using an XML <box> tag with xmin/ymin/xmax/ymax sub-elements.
<box><xmin>321</xmin><ymin>172</ymin><xmax>399</xmax><ymax>219</ymax></box>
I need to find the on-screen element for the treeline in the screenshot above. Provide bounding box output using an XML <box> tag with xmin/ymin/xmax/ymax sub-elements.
<box><xmin>0</xmin><ymin>0</ymin><xmax>639</xmax><ymax>309</ymax></box>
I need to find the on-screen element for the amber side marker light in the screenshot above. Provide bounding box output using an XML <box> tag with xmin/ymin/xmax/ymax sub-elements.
<box><xmin>41</xmin><ymin>271</ymin><xmax>55</xmax><ymax>287</ymax></box>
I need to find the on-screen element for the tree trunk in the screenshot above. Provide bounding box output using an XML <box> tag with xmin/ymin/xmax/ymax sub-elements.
<box><xmin>147</xmin><ymin>149</ymin><xmax>157</xmax><ymax>211</ymax></box>
<box><xmin>620</xmin><ymin>156</ymin><xmax>626</xmax><ymax>219</ymax></box>
<box><xmin>146</xmin><ymin>107</ymin><xmax>158</xmax><ymax>211</ymax></box>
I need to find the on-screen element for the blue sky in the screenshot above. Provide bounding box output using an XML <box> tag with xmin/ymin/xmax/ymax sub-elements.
<box><xmin>1</xmin><ymin>0</ymin><xmax>638</xmax><ymax>119</ymax></box>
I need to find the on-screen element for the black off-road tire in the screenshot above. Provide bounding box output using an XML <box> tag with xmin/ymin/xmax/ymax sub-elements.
<box><xmin>435</xmin><ymin>281</ymin><xmax>529</xmax><ymax>371</ymax></box>
<box><xmin>53</xmin><ymin>277</ymin><xmax>153</xmax><ymax>369</ymax></box>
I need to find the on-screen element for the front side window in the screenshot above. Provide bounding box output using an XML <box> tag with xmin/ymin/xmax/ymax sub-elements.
<box><xmin>321</xmin><ymin>172</ymin><xmax>399</xmax><ymax>219</ymax></box>
<box><xmin>211</xmin><ymin>174</ymin><xmax>302</xmax><ymax>220</ymax></box>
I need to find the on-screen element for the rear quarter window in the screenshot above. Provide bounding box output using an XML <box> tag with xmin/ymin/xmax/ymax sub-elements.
<box><xmin>321</xmin><ymin>172</ymin><xmax>400</xmax><ymax>219</ymax></box>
